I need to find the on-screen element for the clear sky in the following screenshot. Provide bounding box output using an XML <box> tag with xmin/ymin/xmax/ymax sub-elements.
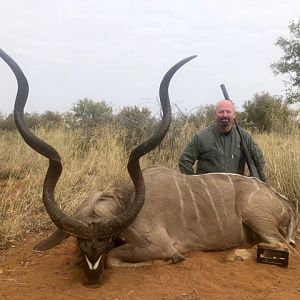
<box><xmin>0</xmin><ymin>0</ymin><xmax>299</xmax><ymax>116</ymax></box>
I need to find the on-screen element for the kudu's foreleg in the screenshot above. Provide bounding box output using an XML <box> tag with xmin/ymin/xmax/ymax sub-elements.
<box><xmin>106</xmin><ymin>240</ymin><xmax>184</xmax><ymax>268</ymax></box>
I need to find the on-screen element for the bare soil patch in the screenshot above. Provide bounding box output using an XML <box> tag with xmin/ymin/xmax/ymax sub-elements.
<box><xmin>0</xmin><ymin>235</ymin><xmax>300</xmax><ymax>300</ymax></box>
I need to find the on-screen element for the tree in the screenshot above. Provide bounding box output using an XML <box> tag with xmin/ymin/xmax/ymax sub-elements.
<box><xmin>271</xmin><ymin>19</ymin><xmax>300</xmax><ymax>104</ymax></box>
<box><xmin>0</xmin><ymin>113</ymin><xmax>15</xmax><ymax>130</ymax></box>
<box><xmin>0</xmin><ymin>112</ymin><xmax>41</xmax><ymax>131</ymax></box>
<box><xmin>188</xmin><ymin>104</ymin><xmax>215</xmax><ymax>128</ymax></box>
<box><xmin>71</xmin><ymin>98</ymin><xmax>113</xmax><ymax>127</ymax></box>
<box><xmin>242</xmin><ymin>92</ymin><xmax>296</xmax><ymax>132</ymax></box>
<box><xmin>115</xmin><ymin>106</ymin><xmax>157</xmax><ymax>152</ymax></box>
<box><xmin>40</xmin><ymin>111</ymin><xmax>63</xmax><ymax>129</ymax></box>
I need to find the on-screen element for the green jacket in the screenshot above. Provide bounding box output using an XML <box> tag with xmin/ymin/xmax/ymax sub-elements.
<box><xmin>178</xmin><ymin>124</ymin><xmax>265</xmax><ymax>176</ymax></box>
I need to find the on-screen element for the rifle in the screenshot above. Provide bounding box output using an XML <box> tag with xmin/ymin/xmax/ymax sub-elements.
<box><xmin>220</xmin><ymin>84</ymin><xmax>266</xmax><ymax>181</ymax></box>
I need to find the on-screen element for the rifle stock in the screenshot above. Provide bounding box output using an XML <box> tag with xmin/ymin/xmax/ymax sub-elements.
<box><xmin>220</xmin><ymin>84</ymin><xmax>265</xmax><ymax>181</ymax></box>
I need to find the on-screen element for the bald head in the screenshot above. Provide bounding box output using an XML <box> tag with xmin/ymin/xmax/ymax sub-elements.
<box><xmin>214</xmin><ymin>99</ymin><xmax>236</xmax><ymax>132</ymax></box>
<box><xmin>214</xmin><ymin>100</ymin><xmax>236</xmax><ymax>113</ymax></box>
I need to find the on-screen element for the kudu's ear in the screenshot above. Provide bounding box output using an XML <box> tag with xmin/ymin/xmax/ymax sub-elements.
<box><xmin>33</xmin><ymin>229</ymin><xmax>70</xmax><ymax>252</ymax></box>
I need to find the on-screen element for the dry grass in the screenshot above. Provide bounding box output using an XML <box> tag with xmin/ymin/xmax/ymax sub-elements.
<box><xmin>0</xmin><ymin>126</ymin><xmax>127</xmax><ymax>248</ymax></box>
<box><xmin>0</xmin><ymin>124</ymin><xmax>299</xmax><ymax>248</ymax></box>
<box><xmin>256</xmin><ymin>131</ymin><xmax>300</xmax><ymax>212</ymax></box>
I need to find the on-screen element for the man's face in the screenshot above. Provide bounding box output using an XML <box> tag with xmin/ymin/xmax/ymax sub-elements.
<box><xmin>214</xmin><ymin>100</ymin><xmax>236</xmax><ymax>132</ymax></box>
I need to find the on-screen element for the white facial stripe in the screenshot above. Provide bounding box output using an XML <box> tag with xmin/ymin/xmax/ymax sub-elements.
<box><xmin>85</xmin><ymin>255</ymin><xmax>102</xmax><ymax>270</ymax></box>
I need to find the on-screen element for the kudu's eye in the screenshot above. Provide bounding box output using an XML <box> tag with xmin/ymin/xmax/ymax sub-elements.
<box><xmin>97</xmin><ymin>236</ymin><xmax>113</xmax><ymax>247</ymax></box>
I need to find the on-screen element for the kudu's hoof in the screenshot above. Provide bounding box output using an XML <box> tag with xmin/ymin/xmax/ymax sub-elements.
<box><xmin>172</xmin><ymin>254</ymin><xmax>185</xmax><ymax>263</ymax></box>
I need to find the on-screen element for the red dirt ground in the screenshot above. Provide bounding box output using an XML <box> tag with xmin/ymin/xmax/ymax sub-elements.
<box><xmin>0</xmin><ymin>235</ymin><xmax>299</xmax><ymax>300</ymax></box>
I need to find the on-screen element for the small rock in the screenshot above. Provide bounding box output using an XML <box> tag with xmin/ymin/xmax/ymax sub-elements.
<box><xmin>224</xmin><ymin>249</ymin><xmax>254</xmax><ymax>262</ymax></box>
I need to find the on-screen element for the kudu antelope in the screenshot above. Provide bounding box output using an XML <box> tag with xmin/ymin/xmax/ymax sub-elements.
<box><xmin>1</xmin><ymin>49</ymin><xmax>297</xmax><ymax>287</ymax></box>
<box><xmin>0</xmin><ymin>48</ymin><xmax>198</xmax><ymax>286</ymax></box>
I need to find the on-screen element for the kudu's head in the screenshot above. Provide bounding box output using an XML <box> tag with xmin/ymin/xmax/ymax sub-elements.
<box><xmin>0</xmin><ymin>48</ymin><xmax>196</xmax><ymax>287</ymax></box>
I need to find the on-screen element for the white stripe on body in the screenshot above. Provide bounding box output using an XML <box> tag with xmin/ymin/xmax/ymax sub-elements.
<box><xmin>183</xmin><ymin>175</ymin><xmax>201</xmax><ymax>227</ymax></box>
<box><xmin>267</xmin><ymin>187</ymin><xmax>286</xmax><ymax>217</ymax></box>
<box><xmin>252</xmin><ymin>178</ymin><xmax>260</xmax><ymax>191</ymax></box>
<box><xmin>225</xmin><ymin>174</ymin><xmax>234</xmax><ymax>186</ymax></box>
<box><xmin>173</xmin><ymin>175</ymin><xmax>187</xmax><ymax>229</ymax></box>
<box><xmin>210</xmin><ymin>176</ymin><xmax>229</xmax><ymax>226</ymax></box>
<box><xmin>199</xmin><ymin>177</ymin><xmax>222</xmax><ymax>229</ymax></box>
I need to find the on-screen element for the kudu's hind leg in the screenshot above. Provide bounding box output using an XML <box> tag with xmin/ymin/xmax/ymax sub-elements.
<box><xmin>243</xmin><ymin>217</ymin><xmax>297</xmax><ymax>254</ymax></box>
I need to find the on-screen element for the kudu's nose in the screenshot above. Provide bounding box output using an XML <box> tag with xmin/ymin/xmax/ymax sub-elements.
<box><xmin>84</xmin><ymin>281</ymin><xmax>101</xmax><ymax>289</ymax></box>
